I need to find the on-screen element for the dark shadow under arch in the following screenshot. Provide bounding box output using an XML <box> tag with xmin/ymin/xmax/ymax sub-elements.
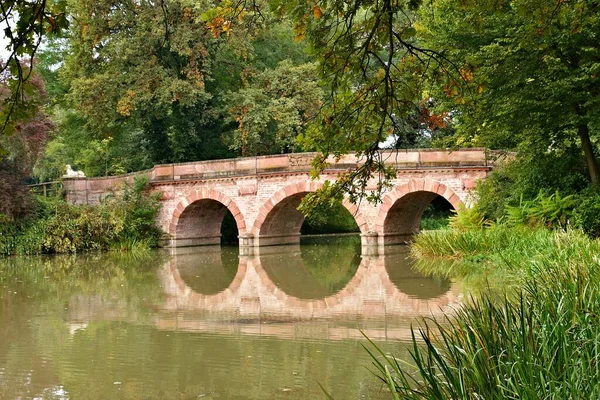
<box><xmin>382</xmin><ymin>191</ymin><xmax>458</xmax><ymax>245</ymax></box>
<box><xmin>175</xmin><ymin>199</ymin><xmax>240</xmax><ymax>247</ymax></box>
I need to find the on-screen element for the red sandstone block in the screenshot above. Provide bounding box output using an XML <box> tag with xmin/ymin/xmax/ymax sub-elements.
<box><xmin>419</xmin><ymin>151</ymin><xmax>448</xmax><ymax>163</ymax></box>
<box><xmin>258</xmin><ymin>209</ymin><xmax>269</xmax><ymax>221</ymax></box>
<box><xmin>442</xmin><ymin>186</ymin><xmax>455</xmax><ymax>200</ymax></box>
<box><xmin>423</xmin><ymin>179</ymin><xmax>434</xmax><ymax>192</ymax></box>
<box><xmin>238</xmin><ymin>184</ymin><xmax>257</xmax><ymax>196</ymax></box>
<box><xmin>236</xmin><ymin>159</ymin><xmax>255</xmax><ymax>171</ymax></box>
<box><xmin>462</xmin><ymin>179</ymin><xmax>477</xmax><ymax>190</ymax></box>
<box><xmin>284</xmin><ymin>184</ymin><xmax>298</xmax><ymax>196</ymax></box>
<box><xmin>416</xmin><ymin>179</ymin><xmax>425</xmax><ymax>191</ymax></box>
<box><xmin>209</xmin><ymin>189</ymin><xmax>221</xmax><ymax>199</ymax></box>
<box><xmin>448</xmin><ymin>194</ymin><xmax>461</xmax><ymax>208</ymax></box>
<box><xmin>74</xmin><ymin>180</ymin><xmax>87</xmax><ymax>190</ymax></box>
<box><xmin>266</xmin><ymin>197</ymin><xmax>277</xmax><ymax>209</ymax></box>
<box><xmin>436</xmin><ymin>184</ymin><xmax>448</xmax><ymax>195</ymax></box>
<box><xmin>430</xmin><ymin>182</ymin><xmax>440</xmax><ymax>194</ymax></box>
<box><xmin>407</xmin><ymin>179</ymin><xmax>418</xmax><ymax>192</ymax></box>
<box><xmin>154</xmin><ymin>166</ymin><xmax>171</xmax><ymax>176</ymax></box>
<box><xmin>221</xmin><ymin>196</ymin><xmax>232</xmax><ymax>207</ymax></box>
<box><xmin>236</xmin><ymin>220</ymin><xmax>247</xmax><ymax>231</ymax></box>
<box><xmin>257</xmin><ymin>156</ymin><xmax>288</xmax><ymax>170</ymax></box>
<box><xmin>379</xmin><ymin>202</ymin><xmax>392</xmax><ymax>213</ymax></box>
<box><xmin>229</xmin><ymin>204</ymin><xmax>241</xmax><ymax>216</ymax></box>
<box><xmin>394</xmin><ymin>188</ymin><xmax>408</xmax><ymax>200</ymax></box>
<box><xmin>274</xmin><ymin>191</ymin><xmax>287</xmax><ymax>203</ymax></box>
<box><xmin>159</xmin><ymin>192</ymin><xmax>172</xmax><ymax>201</ymax></box>
<box><xmin>383</xmin><ymin>195</ymin><xmax>394</xmax><ymax>206</ymax></box>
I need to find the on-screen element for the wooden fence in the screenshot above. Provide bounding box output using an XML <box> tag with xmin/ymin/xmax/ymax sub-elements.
<box><xmin>27</xmin><ymin>181</ymin><xmax>63</xmax><ymax>197</ymax></box>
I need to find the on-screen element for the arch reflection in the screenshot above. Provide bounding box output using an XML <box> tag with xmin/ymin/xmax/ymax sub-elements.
<box><xmin>160</xmin><ymin>241</ymin><xmax>460</xmax><ymax>323</ymax></box>
<box><xmin>174</xmin><ymin>246</ymin><xmax>240</xmax><ymax>295</ymax></box>
<box><xmin>258</xmin><ymin>237</ymin><xmax>361</xmax><ymax>300</ymax></box>
<box><xmin>382</xmin><ymin>246</ymin><xmax>451</xmax><ymax>300</ymax></box>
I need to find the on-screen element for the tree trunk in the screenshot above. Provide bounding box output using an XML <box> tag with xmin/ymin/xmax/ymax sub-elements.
<box><xmin>578</xmin><ymin>123</ymin><xmax>599</xmax><ymax>187</ymax></box>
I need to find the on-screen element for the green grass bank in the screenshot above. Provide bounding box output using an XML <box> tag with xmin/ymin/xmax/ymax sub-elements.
<box><xmin>368</xmin><ymin>224</ymin><xmax>600</xmax><ymax>398</ymax></box>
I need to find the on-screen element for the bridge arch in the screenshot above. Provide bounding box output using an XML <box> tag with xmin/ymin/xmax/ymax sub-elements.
<box><xmin>169</xmin><ymin>189</ymin><xmax>247</xmax><ymax>247</ymax></box>
<box><xmin>374</xmin><ymin>178</ymin><xmax>464</xmax><ymax>245</ymax></box>
<box><xmin>251</xmin><ymin>181</ymin><xmax>369</xmax><ymax>246</ymax></box>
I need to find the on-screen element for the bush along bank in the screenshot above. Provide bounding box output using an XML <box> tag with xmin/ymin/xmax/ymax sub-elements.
<box><xmin>0</xmin><ymin>177</ymin><xmax>162</xmax><ymax>256</ymax></box>
<box><xmin>365</xmin><ymin>198</ymin><xmax>600</xmax><ymax>398</ymax></box>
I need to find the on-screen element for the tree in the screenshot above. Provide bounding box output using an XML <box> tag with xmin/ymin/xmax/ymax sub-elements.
<box><xmin>0</xmin><ymin>0</ymin><xmax>68</xmax><ymax>135</ymax></box>
<box><xmin>227</xmin><ymin>60</ymin><xmax>322</xmax><ymax>156</ymax></box>
<box><xmin>64</xmin><ymin>0</ymin><xmax>218</xmax><ymax>165</ymax></box>
<box><xmin>420</xmin><ymin>0</ymin><xmax>600</xmax><ymax>185</ymax></box>
<box><xmin>205</xmin><ymin>0</ymin><xmax>459</xmax><ymax>207</ymax></box>
<box><xmin>0</xmin><ymin>63</ymin><xmax>52</xmax><ymax>222</ymax></box>
<box><xmin>0</xmin><ymin>62</ymin><xmax>53</xmax><ymax>172</ymax></box>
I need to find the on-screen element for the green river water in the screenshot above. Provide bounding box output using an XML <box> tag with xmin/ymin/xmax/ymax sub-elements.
<box><xmin>0</xmin><ymin>236</ymin><xmax>461</xmax><ymax>399</ymax></box>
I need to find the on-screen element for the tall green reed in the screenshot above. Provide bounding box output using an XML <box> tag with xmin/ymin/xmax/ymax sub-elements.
<box><xmin>367</xmin><ymin>228</ymin><xmax>600</xmax><ymax>399</ymax></box>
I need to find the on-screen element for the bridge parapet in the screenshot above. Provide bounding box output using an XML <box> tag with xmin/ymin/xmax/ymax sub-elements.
<box><xmin>65</xmin><ymin>149</ymin><xmax>491</xmax><ymax>201</ymax></box>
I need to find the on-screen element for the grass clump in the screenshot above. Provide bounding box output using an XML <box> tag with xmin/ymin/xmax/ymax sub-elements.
<box><xmin>368</xmin><ymin>222</ymin><xmax>600</xmax><ymax>398</ymax></box>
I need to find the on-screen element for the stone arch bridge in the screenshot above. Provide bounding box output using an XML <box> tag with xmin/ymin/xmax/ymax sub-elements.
<box><xmin>63</xmin><ymin>149</ymin><xmax>492</xmax><ymax>247</ymax></box>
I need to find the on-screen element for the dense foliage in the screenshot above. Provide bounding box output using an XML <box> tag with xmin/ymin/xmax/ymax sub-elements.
<box><xmin>422</xmin><ymin>0</ymin><xmax>600</xmax><ymax>185</ymax></box>
<box><xmin>0</xmin><ymin>177</ymin><xmax>162</xmax><ymax>256</ymax></box>
<box><xmin>27</xmin><ymin>3</ymin><xmax>316</xmax><ymax>179</ymax></box>
<box><xmin>462</xmin><ymin>172</ymin><xmax>600</xmax><ymax>237</ymax></box>
<box><xmin>227</xmin><ymin>60</ymin><xmax>321</xmax><ymax>156</ymax></box>
<box><xmin>0</xmin><ymin>0</ymin><xmax>68</xmax><ymax>136</ymax></box>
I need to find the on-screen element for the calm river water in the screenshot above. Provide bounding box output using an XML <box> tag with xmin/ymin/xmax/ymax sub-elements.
<box><xmin>0</xmin><ymin>236</ymin><xmax>462</xmax><ymax>399</ymax></box>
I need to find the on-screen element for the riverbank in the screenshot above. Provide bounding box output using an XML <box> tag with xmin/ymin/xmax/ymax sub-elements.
<box><xmin>370</xmin><ymin>224</ymin><xmax>600</xmax><ymax>398</ymax></box>
<box><xmin>0</xmin><ymin>177</ymin><xmax>162</xmax><ymax>256</ymax></box>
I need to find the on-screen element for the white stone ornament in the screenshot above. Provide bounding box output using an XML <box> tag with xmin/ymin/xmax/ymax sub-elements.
<box><xmin>64</xmin><ymin>164</ymin><xmax>86</xmax><ymax>178</ymax></box>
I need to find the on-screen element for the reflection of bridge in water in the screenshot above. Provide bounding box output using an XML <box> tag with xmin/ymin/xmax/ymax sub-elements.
<box><xmin>155</xmin><ymin>244</ymin><xmax>462</xmax><ymax>341</ymax></box>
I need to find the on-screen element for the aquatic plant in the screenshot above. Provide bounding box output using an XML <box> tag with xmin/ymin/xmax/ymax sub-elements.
<box><xmin>368</xmin><ymin>227</ymin><xmax>600</xmax><ymax>398</ymax></box>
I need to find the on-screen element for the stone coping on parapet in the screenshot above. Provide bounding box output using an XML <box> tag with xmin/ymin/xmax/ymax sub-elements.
<box><xmin>62</xmin><ymin>149</ymin><xmax>496</xmax><ymax>185</ymax></box>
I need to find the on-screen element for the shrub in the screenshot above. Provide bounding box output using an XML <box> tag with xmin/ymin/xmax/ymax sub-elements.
<box><xmin>1</xmin><ymin>176</ymin><xmax>162</xmax><ymax>256</ymax></box>
<box><xmin>448</xmin><ymin>206</ymin><xmax>487</xmax><ymax>231</ymax></box>
<box><xmin>475</xmin><ymin>151</ymin><xmax>588</xmax><ymax>221</ymax></box>
<box><xmin>505</xmin><ymin>191</ymin><xmax>575</xmax><ymax>229</ymax></box>
<box><xmin>0</xmin><ymin>160</ymin><xmax>34</xmax><ymax>221</ymax></box>
<box><xmin>572</xmin><ymin>188</ymin><xmax>600</xmax><ymax>238</ymax></box>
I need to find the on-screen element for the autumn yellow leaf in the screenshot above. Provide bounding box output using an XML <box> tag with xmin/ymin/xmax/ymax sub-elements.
<box><xmin>312</xmin><ymin>5</ymin><xmax>323</xmax><ymax>19</ymax></box>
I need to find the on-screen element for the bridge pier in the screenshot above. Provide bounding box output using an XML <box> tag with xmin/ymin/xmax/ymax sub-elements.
<box><xmin>377</xmin><ymin>233</ymin><xmax>415</xmax><ymax>246</ymax></box>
